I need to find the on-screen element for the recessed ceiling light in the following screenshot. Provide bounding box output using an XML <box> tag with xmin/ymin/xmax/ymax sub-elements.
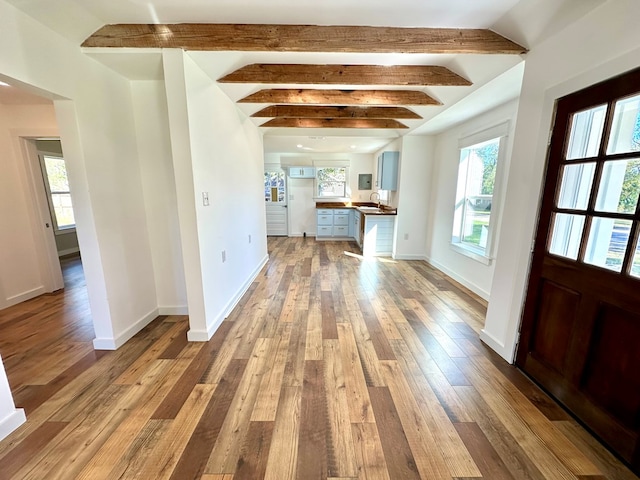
<box><xmin>296</xmin><ymin>144</ymin><xmax>303</xmax><ymax>148</ymax></box>
<box><xmin>0</xmin><ymin>81</ymin><xmax>9</xmax><ymax>87</ymax></box>
<box><xmin>350</xmin><ymin>145</ymin><xmax>357</xmax><ymax>149</ymax></box>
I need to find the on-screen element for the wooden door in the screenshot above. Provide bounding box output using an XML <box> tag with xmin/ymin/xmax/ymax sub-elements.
<box><xmin>517</xmin><ymin>67</ymin><xmax>640</xmax><ymax>473</ymax></box>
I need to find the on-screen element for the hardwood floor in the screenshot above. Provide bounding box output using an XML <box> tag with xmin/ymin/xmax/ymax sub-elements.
<box><xmin>0</xmin><ymin>239</ymin><xmax>637</xmax><ymax>479</ymax></box>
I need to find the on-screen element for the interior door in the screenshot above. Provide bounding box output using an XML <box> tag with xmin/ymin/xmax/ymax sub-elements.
<box><xmin>264</xmin><ymin>169</ymin><xmax>288</xmax><ymax>236</ymax></box>
<box><xmin>517</xmin><ymin>67</ymin><xmax>640</xmax><ymax>473</ymax></box>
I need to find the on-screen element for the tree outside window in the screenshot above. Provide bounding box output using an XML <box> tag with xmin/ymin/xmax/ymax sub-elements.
<box><xmin>452</xmin><ymin>137</ymin><xmax>501</xmax><ymax>258</ymax></box>
<box><xmin>317</xmin><ymin>167</ymin><xmax>347</xmax><ymax>198</ymax></box>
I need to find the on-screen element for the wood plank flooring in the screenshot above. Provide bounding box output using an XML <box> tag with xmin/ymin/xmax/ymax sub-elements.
<box><xmin>0</xmin><ymin>239</ymin><xmax>637</xmax><ymax>479</ymax></box>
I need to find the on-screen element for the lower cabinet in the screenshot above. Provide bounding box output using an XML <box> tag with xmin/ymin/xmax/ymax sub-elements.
<box><xmin>316</xmin><ymin>208</ymin><xmax>395</xmax><ymax>256</ymax></box>
<box><xmin>362</xmin><ymin>216</ymin><xmax>395</xmax><ymax>256</ymax></box>
<box><xmin>316</xmin><ymin>209</ymin><xmax>352</xmax><ymax>238</ymax></box>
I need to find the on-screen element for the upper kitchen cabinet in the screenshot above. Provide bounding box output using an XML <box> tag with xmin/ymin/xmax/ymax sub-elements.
<box><xmin>376</xmin><ymin>151</ymin><xmax>399</xmax><ymax>191</ymax></box>
<box><xmin>288</xmin><ymin>166</ymin><xmax>316</xmax><ymax>178</ymax></box>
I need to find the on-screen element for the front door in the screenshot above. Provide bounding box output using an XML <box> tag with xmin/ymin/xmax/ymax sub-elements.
<box><xmin>264</xmin><ymin>169</ymin><xmax>288</xmax><ymax>236</ymax></box>
<box><xmin>517</xmin><ymin>67</ymin><xmax>640</xmax><ymax>473</ymax></box>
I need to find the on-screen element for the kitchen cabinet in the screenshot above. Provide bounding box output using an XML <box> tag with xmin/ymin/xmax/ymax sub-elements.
<box><xmin>353</xmin><ymin>210</ymin><xmax>362</xmax><ymax>247</ymax></box>
<box><xmin>362</xmin><ymin>215</ymin><xmax>395</xmax><ymax>256</ymax></box>
<box><xmin>288</xmin><ymin>166</ymin><xmax>316</xmax><ymax>178</ymax></box>
<box><xmin>316</xmin><ymin>209</ymin><xmax>352</xmax><ymax>238</ymax></box>
<box><xmin>376</xmin><ymin>151</ymin><xmax>399</xmax><ymax>191</ymax></box>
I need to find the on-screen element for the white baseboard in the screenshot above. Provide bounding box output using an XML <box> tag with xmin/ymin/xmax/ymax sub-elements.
<box><xmin>57</xmin><ymin>247</ymin><xmax>80</xmax><ymax>257</ymax></box>
<box><xmin>92</xmin><ymin>308</ymin><xmax>159</xmax><ymax>350</ymax></box>
<box><xmin>424</xmin><ymin>256</ymin><xmax>490</xmax><ymax>300</ymax></box>
<box><xmin>223</xmin><ymin>254</ymin><xmax>268</xmax><ymax>319</ymax></box>
<box><xmin>5</xmin><ymin>286</ymin><xmax>46</xmax><ymax>308</ymax></box>
<box><xmin>479</xmin><ymin>329</ymin><xmax>516</xmax><ymax>364</ymax></box>
<box><xmin>187</xmin><ymin>254</ymin><xmax>269</xmax><ymax>342</ymax></box>
<box><xmin>187</xmin><ymin>313</ymin><xmax>224</xmax><ymax>342</ymax></box>
<box><xmin>393</xmin><ymin>254</ymin><xmax>428</xmax><ymax>261</ymax></box>
<box><xmin>158</xmin><ymin>306</ymin><xmax>188</xmax><ymax>315</ymax></box>
<box><xmin>0</xmin><ymin>408</ymin><xmax>26</xmax><ymax>442</ymax></box>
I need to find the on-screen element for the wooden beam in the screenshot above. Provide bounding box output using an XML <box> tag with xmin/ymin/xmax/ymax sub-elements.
<box><xmin>82</xmin><ymin>24</ymin><xmax>527</xmax><ymax>54</ymax></box>
<box><xmin>219</xmin><ymin>64</ymin><xmax>471</xmax><ymax>86</ymax></box>
<box><xmin>260</xmin><ymin>118</ymin><xmax>409</xmax><ymax>129</ymax></box>
<box><xmin>251</xmin><ymin>105</ymin><xmax>422</xmax><ymax>119</ymax></box>
<box><xmin>239</xmin><ymin>89</ymin><xmax>441</xmax><ymax>106</ymax></box>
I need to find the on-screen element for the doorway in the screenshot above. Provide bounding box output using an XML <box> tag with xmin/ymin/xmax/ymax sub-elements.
<box><xmin>517</xmin><ymin>67</ymin><xmax>640</xmax><ymax>473</ymax></box>
<box><xmin>36</xmin><ymin>139</ymin><xmax>81</xmax><ymax>285</ymax></box>
<box><xmin>264</xmin><ymin>168</ymin><xmax>288</xmax><ymax>236</ymax></box>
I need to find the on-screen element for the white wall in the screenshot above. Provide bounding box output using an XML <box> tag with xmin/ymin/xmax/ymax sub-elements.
<box><xmin>484</xmin><ymin>0</ymin><xmax>640</xmax><ymax>362</ymax></box>
<box><xmin>0</xmin><ymin>0</ymin><xmax>159</xmax><ymax>346</ymax></box>
<box><xmin>132</xmin><ymin>80</ymin><xmax>187</xmax><ymax>313</ymax></box>
<box><xmin>425</xmin><ymin>100</ymin><xmax>519</xmax><ymax>299</ymax></box>
<box><xmin>164</xmin><ymin>50</ymin><xmax>268</xmax><ymax>340</ymax></box>
<box><xmin>0</xmin><ymin>103</ymin><xmax>59</xmax><ymax>309</ymax></box>
<box><xmin>394</xmin><ymin>136</ymin><xmax>435</xmax><ymax>260</ymax></box>
<box><xmin>0</xmin><ymin>355</ymin><xmax>25</xmax><ymax>441</ymax></box>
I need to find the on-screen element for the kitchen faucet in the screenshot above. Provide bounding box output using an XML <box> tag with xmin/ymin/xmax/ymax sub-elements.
<box><xmin>369</xmin><ymin>192</ymin><xmax>380</xmax><ymax>207</ymax></box>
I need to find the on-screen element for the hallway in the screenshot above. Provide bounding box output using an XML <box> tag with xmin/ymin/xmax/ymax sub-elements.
<box><xmin>0</xmin><ymin>239</ymin><xmax>636</xmax><ymax>479</ymax></box>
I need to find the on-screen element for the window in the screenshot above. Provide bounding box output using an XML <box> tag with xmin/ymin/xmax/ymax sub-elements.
<box><xmin>452</xmin><ymin>123</ymin><xmax>508</xmax><ymax>263</ymax></box>
<box><xmin>264</xmin><ymin>170</ymin><xmax>286</xmax><ymax>202</ymax></box>
<box><xmin>40</xmin><ymin>155</ymin><xmax>75</xmax><ymax>232</ymax></box>
<box><xmin>316</xmin><ymin>166</ymin><xmax>347</xmax><ymax>198</ymax></box>
<box><xmin>548</xmin><ymin>92</ymin><xmax>640</xmax><ymax>277</ymax></box>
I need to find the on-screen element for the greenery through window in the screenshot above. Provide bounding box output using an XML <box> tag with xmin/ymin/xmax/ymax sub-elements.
<box><xmin>41</xmin><ymin>155</ymin><xmax>75</xmax><ymax>231</ymax></box>
<box><xmin>317</xmin><ymin>167</ymin><xmax>347</xmax><ymax>198</ymax></box>
<box><xmin>452</xmin><ymin>137</ymin><xmax>501</xmax><ymax>257</ymax></box>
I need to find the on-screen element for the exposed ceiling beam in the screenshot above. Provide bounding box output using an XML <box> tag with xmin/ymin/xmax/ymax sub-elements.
<box><xmin>252</xmin><ymin>105</ymin><xmax>421</xmax><ymax>119</ymax></box>
<box><xmin>239</xmin><ymin>89</ymin><xmax>441</xmax><ymax>106</ymax></box>
<box><xmin>261</xmin><ymin>118</ymin><xmax>408</xmax><ymax>129</ymax></box>
<box><xmin>219</xmin><ymin>64</ymin><xmax>471</xmax><ymax>86</ymax></box>
<box><xmin>82</xmin><ymin>24</ymin><xmax>527</xmax><ymax>54</ymax></box>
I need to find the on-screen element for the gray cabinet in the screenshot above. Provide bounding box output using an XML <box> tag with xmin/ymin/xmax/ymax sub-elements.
<box><xmin>316</xmin><ymin>209</ymin><xmax>352</xmax><ymax>238</ymax></box>
<box><xmin>288</xmin><ymin>166</ymin><xmax>316</xmax><ymax>178</ymax></box>
<box><xmin>376</xmin><ymin>151</ymin><xmax>399</xmax><ymax>191</ymax></box>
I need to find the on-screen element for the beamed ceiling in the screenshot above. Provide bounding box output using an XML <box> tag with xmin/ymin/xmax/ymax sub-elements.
<box><xmin>80</xmin><ymin>23</ymin><xmax>526</xmax><ymax>142</ymax></box>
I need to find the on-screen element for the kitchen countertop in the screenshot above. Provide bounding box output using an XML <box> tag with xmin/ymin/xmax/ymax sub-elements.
<box><xmin>316</xmin><ymin>202</ymin><xmax>397</xmax><ymax>215</ymax></box>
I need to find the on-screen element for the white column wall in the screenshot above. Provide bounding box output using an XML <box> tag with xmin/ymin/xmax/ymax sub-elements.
<box><xmin>394</xmin><ymin>136</ymin><xmax>435</xmax><ymax>260</ymax></box>
<box><xmin>484</xmin><ymin>0</ymin><xmax>640</xmax><ymax>362</ymax></box>
<box><xmin>0</xmin><ymin>355</ymin><xmax>25</xmax><ymax>441</ymax></box>
<box><xmin>164</xmin><ymin>50</ymin><xmax>268</xmax><ymax>340</ymax></box>
<box><xmin>131</xmin><ymin>80</ymin><xmax>187</xmax><ymax>313</ymax></box>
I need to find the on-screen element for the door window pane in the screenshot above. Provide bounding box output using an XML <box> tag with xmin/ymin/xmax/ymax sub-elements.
<box><xmin>566</xmin><ymin>105</ymin><xmax>607</xmax><ymax>160</ymax></box>
<box><xmin>264</xmin><ymin>171</ymin><xmax>285</xmax><ymax>202</ymax></box>
<box><xmin>607</xmin><ymin>94</ymin><xmax>640</xmax><ymax>155</ymax></box>
<box><xmin>584</xmin><ymin>218</ymin><xmax>632</xmax><ymax>272</ymax></box>
<box><xmin>549</xmin><ymin>213</ymin><xmax>586</xmax><ymax>260</ymax></box>
<box><xmin>557</xmin><ymin>162</ymin><xmax>596</xmax><ymax>210</ymax></box>
<box><xmin>595</xmin><ymin>159</ymin><xmax>640</xmax><ymax>214</ymax></box>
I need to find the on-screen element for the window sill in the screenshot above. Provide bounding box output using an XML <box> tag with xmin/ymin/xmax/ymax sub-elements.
<box><xmin>450</xmin><ymin>242</ymin><xmax>493</xmax><ymax>266</ymax></box>
<box><xmin>55</xmin><ymin>227</ymin><xmax>76</xmax><ymax>236</ymax></box>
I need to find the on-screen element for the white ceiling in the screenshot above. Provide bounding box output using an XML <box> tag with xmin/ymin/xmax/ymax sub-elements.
<box><xmin>1</xmin><ymin>0</ymin><xmax>603</xmax><ymax>154</ymax></box>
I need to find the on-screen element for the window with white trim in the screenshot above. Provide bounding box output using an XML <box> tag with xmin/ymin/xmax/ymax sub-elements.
<box><xmin>40</xmin><ymin>155</ymin><xmax>76</xmax><ymax>232</ymax></box>
<box><xmin>316</xmin><ymin>166</ymin><xmax>348</xmax><ymax>198</ymax></box>
<box><xmin>451</xmin><ymin>123</ymin><xmax>509</xmax><ymax>263</ymax></box>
